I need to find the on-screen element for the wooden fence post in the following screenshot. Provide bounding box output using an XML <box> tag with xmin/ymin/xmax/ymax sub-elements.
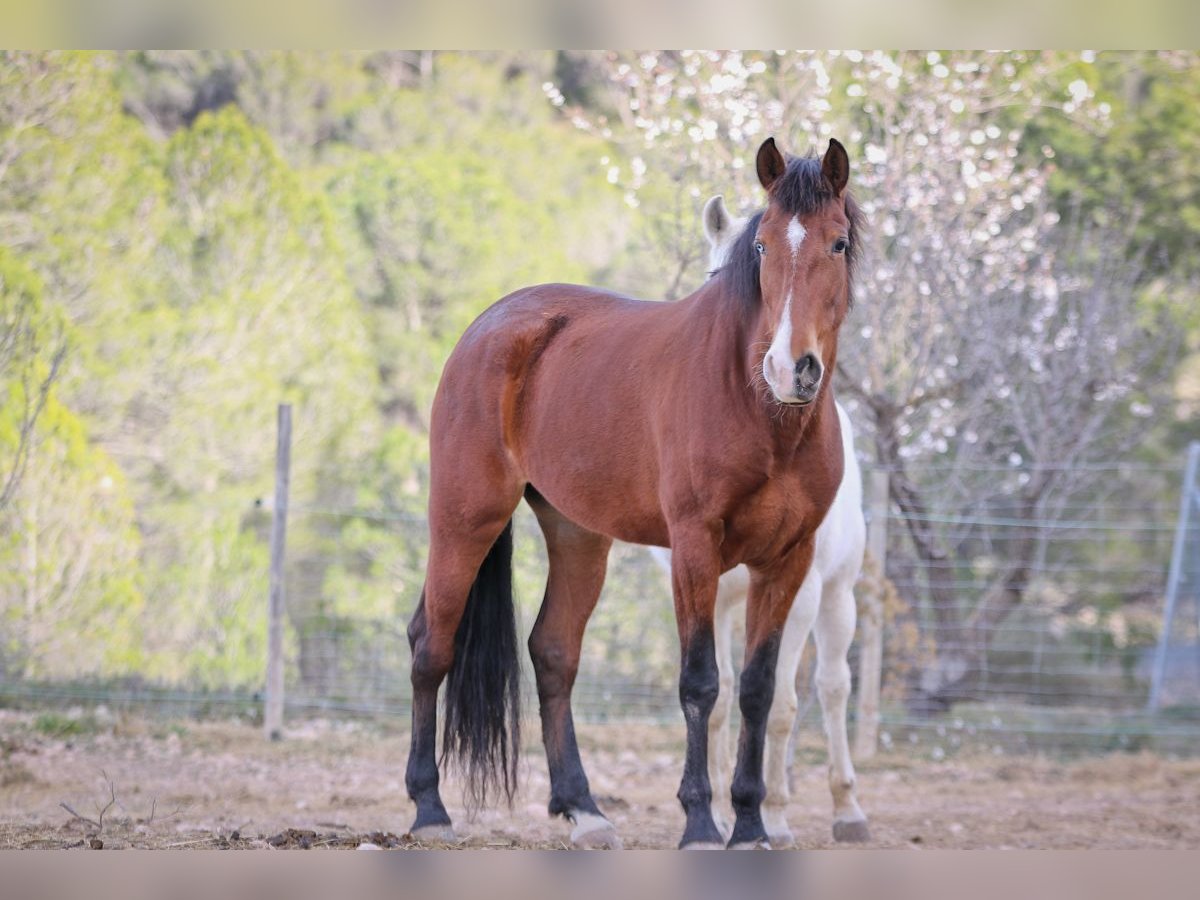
<box><xmin>264</xmin><ymin>403</ymin><xmax>292</xmax><ymax>741</ymax></box>
<box><xmin>854</xmin><ymin>468</ymin><xmax>889</xmax><ymax>760</ymax></box>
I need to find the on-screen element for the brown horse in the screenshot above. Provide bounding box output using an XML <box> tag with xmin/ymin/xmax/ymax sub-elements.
<box><xmin>405</xmin><ymin>137</ymin><xmax>863</xmax><ymax>849</ymax></box>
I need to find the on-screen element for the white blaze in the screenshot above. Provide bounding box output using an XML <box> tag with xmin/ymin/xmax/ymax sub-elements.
<box><xmin>762</xmin><ymin>216</ymin><xmax>817</xmax><ymax>401</ymax></box>
<box><xmin>763</xmin><ymin>290</ymin><xmax>795</xmax><ymax>399</ymax></box>
<box><xmin>787</xmin><ymin>216</ymin><xmax>807</xmax><ymax>257</ymax></box>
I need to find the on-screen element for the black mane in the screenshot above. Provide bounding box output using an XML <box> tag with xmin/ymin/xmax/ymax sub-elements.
<box><xmin>717</xmin><ymin>154</ymin><xmax>864</xmax><ymax>312</ymax></box>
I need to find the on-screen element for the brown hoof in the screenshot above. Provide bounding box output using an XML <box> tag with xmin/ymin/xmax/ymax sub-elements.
<box><xmin>832</xmin><ymin>819</ymin><xmax>871</xmax><ymax>843</ymax></box>
<box><xmin>410</xmin><ymin>824</ymin><xmax>458</xmax><ymax>844</ymax></box>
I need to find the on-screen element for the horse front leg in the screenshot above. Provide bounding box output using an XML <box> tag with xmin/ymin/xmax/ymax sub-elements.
<box><xmin>762</xmin><ymin>572</ymin><xmax>820</xmax><ymax>848</ymax></box>
<box><xmin>728</xmin><ymin>542</ymin><xmax>813</xmax><ymax>849</ymax></box>
<box><xmin>670</xmin><ymin>525</ymin><xmax>725</xmax><ymax>849</ymax></box>
<box><xmin>814</xmin><ymin>577</ymin><xmax>871</xmax><ymax>842</ymax></box>
<box><xmin>706</xmin><ymin>589</ymin><xmax>740</xmax><ymax>841</ymax></box>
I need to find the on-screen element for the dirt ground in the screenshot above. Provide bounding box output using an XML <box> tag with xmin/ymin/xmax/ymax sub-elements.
<box><xmin>1</xmin><ymin>708</ymin><xmax>1198</xmax><ymax>850</ymax></box>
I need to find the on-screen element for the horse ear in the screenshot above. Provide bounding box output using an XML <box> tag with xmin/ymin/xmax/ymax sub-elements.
<box><xmin>756</xmin><ymin>138</ymin><xmax>787</xmax><ymax>192</ymax></box>
<box><xmin>822</xmin><ymin>138</ymin><xmax>850</xmax><ymax>196</ymax></box>
<box><xmin>703</xmin><ymin>195</ymin><xmax>732</xmax><ymax>245</ymax></box>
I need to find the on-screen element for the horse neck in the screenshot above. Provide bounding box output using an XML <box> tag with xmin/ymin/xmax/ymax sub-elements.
<box><xmin>680</xmin><ymin>278</ymin><xmax>833</xmax><ymax>451</ymax></box>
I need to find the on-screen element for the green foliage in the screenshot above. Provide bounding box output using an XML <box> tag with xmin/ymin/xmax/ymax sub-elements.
<box><xmin>0</xmin><ymin>392</ymin><xmax>144</xmax><ymax>680</ymax></box>
<box><xmin>32</xmin><ymin>712</ymin><xmax>100</xmax><ymax>737</ymax></box>
<box><xmin>121</xmin><ymin>106</ymin><xmax>379</xmax><ymax>685</ymax></box>
<box><xmin>1028</xmin><ymin>53</ymin><xmax>1200</xmax><ymax>273</ymax></box>
<box><xmin>1</xmin><ymin>248</ymin><xmax>141</xmax><ymax>679</ymax></box>
<box><xmin>1020</xmin><ymin>52</ymin><xmax>1200</xmax><ymax>455</ymax></box>
<box><xmin>2</xmin><ymin>52</ymin><xmax>625</xmax><ymax>690</ymax></box>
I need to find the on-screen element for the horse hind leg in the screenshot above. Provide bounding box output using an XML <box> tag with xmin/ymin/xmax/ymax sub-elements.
<box><xmin>814</xmin><ymin>579</ymin><xmax>871</xmax><ymax>843</ymax></box>
<box><xmin>761</xmin><ymin>574</ymin><xmax>820</xmax><ymax>848</ymax></box>
<box><xmin>406</xmin><ymin>487</ymin><xmax>523</xmax><ymax>842</ymax></box>
<box><xmin>526</xmin><ymin>492</ymin><xmax>620</xmax><ymax>849</ymax></box>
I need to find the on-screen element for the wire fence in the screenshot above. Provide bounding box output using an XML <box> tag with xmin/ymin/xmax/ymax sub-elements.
<box><xmin>283</xmin><ymin>462</ymin><xmax>1199</xmax><ymax>752</ymax></box>
<box><xmin>2</xmin><ymin>436</ymin><xmax>1199</xmax><ymax>755</ymax></box>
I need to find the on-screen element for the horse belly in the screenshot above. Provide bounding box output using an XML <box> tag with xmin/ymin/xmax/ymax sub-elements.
<box><xmin>519</xmin><ymin>364</ymin><xmax>670</xmax><ymax>545</ymax></box>
<box><xmin>533</xmin><ymin>474</ymin><xmax>670</xmax><ymax>546</ymax></box>
<box><xmin>522</xmin><ymin>413</ymin><xmax>670</xmax><ymax>545</ymax></box>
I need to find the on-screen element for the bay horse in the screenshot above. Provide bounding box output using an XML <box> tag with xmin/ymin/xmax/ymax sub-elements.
<box><xmin>649</xmin><ymin>193</ymin><xmax>869</xmax><ymax>847</ymax></box>
<box><xmin>405</xmin><ymin>137</ymin><xmax>863</xmax><ymax>849</ymax></box>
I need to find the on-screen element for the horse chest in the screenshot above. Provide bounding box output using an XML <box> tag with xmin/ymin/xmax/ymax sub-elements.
<box><xmin>722</xmin><ymin>469</ymin><xmax>821</xmax><ymax>563</ymax></box>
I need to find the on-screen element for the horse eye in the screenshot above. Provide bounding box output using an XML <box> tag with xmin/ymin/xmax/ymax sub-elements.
<box><xmin>754</xmin><ymin>240</ymin><xmax>766</xmax><ymax>256</ymax></box>
<box><xmin>832</xmin><ymin>237</ymin><xmax>848</xmax><ymax>254</ymax></box>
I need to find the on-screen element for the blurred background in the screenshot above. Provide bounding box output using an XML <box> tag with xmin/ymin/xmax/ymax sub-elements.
<box><xmin>2</xmin><ymin>50</ymin><xmax>1199</xmax><ymax>753</ymax></box>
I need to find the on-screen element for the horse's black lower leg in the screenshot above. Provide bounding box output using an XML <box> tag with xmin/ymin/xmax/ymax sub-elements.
<box><xmin>405</xmin><ymin>598</ymin><xmax>454</xmax><ymax>838</ymax></box>
<box><xmin>528</xmin><ymin>600</ymin><xmax>616</xmax><ymax>846</ymax></box>
<box><xmin>539</xmin><ymin>697</ymin><xmax>599</xmax><ymax>818</ymax></box>
<box><xmin>529</xmin><ymin>640</ymin><xmax>600</xmax><ymax>814</ymax></box>
<box><xmin>677</xmin><ymin>626</ymin><xmax>724</xmax><ymax>848</ymax></box>
<box><xmin>728</xmin><ymin>631</ymin><xmax>782</xmax><ymax>848</ymax></box>
<box><xmin>532</xmin><ymin>657</ymin><xmax>619</xmax><ymax>846</ymax></box>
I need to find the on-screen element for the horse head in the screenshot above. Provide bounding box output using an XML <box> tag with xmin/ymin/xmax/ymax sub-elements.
<box><xmin>719</xmin><ymin>138</ymin><xmax>862</xmax><ymax>407</ymax></box>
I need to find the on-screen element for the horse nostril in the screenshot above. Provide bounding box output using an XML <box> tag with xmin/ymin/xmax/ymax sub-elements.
<box><xmin>795</xmin><ymin>353</ymin><xmax>823</xmax><ymax>389</ymax></box>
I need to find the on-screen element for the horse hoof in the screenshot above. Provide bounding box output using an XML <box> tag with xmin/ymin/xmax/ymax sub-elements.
<box><xmin>711</xmin><ymin>812</ymin><xmax>733</xmax><ymax>843</ymax></box>
<box><xmin>728</xmin><ymin>839</ymin><xmax>771</xmax><ymax>850</ymax></box>
<box><xmin>680</xmin><ymin>841</ymin><xmax>726</xmax><ymax>850</ymax></box>
<box><xmin>767</xmin><ymin>830</ymin><xmax>796</xmax><ymax>849</ymax></box>
<box><xmin>570</xmin><ymin>815</ymin><xmax>623</xmax><ymax>850</ymax></box>
<box><xmin>410</xmin><ymin>824</ymin><xmax>458</xmax><ymax>844</ymax></box>
<box><xmin>832</xmin><ymin>819</ymin><xmax>871</xmax><ymax>843</ymax></box>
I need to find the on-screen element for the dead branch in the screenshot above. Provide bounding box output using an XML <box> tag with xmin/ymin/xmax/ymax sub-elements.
<box><xmin>95</xmin><ymin>778</ymin><xmax>116</xmax><ymax>834</ymax></box>
<box><xmin>58</xmin><ymin>802</ymin><xmax>99</xmax><ymax>830</ymax></box>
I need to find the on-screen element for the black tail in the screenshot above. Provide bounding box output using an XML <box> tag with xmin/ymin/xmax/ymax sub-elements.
<box><xmin>440</xmin><ymin>520</ymin><xmax>522</xmax><ymax>809</ymax></box>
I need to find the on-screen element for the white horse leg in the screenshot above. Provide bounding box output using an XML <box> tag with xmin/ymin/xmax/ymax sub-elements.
<box><xmin>761</xmin><ymin>574</ymin><xmax>820</xmax><ymax>848</ymax></box>
<box><xmin>814</xmin><ymin>579</ymin><xmax>870</xmax><ymax>842</ymax></box>
<box><xmin>707</xmin><ymin>587</ymin><xmax>739</xmax><ymax>841</ymax></box>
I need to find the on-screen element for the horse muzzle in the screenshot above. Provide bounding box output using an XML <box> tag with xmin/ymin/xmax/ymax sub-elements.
<box><xmin>778</xmin><ymin>354</ymin><xmax>823</xmax><ymax>405</ymax></box>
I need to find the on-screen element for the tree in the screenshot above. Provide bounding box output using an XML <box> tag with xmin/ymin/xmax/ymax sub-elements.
<box><xmin>1</xmin><ymin>248</ymin><xmax>140</xmax><ymax>681</ymax></box>
<box><xmin>832</xmin><ymin>52</ymin><xmax>1189</xmax><ymax>707</ymax></box>
<box><xmin>0</xmin><ymin>52</ymin><xmax>170</xmax><ymax>432</ymax></box>
<box><xmin>0</xmin><ymin>249</ymin><xmax>64</xmax><ymax>511</ymax></box>
<box><xmin>110</xmin><ymin>105</ymin><xmax>383</xmax><ymax>684</ymax></box>
<box><xmin>0</xmin><ymin>390</ymin><xmax>144</xmax><ymax>679</ymax></box>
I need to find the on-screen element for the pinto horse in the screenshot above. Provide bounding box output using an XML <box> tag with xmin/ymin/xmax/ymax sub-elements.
<box><xmin>406</xmin><ymin>138</ymin><xmax>863</xmax><ymax>849</ymax></box>
<box><xmin>649</xmin><ymin>193</ymin><xmax>869</xmax><ymax>847</ymax></box>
